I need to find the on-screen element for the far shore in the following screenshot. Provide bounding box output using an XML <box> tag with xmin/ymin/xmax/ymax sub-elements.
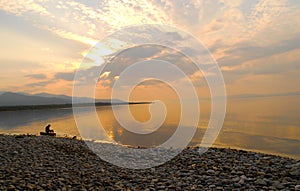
<box><xmin>0</xmin><ymin>101</ymin><xmax>152</xmax><ymax>112</ymax></box>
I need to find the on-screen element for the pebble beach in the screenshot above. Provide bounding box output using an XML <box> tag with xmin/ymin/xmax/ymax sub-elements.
<box><xmin>1</xmin><ymin>134</ymin><xmax>300</xmax><ymax>190</ymax></box>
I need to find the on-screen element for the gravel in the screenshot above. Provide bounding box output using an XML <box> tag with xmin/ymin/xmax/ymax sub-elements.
<box><xmin>0</xmin><ymin>134</ymin><xmax>299</xmax><ymax>190</ymax></box>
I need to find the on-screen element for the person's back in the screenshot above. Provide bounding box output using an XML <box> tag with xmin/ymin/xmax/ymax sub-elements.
<box><xmin>45</xmin><ymin>124</ymin><xmax>51</xmax><ymax>133</ymax></box>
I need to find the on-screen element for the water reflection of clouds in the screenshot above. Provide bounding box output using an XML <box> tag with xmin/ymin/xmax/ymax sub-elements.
<box><xmin>257</xmin><ymin>115</ymin><xmax>300</xmax><ymax>127</ymax></box>
<box><xmin>0</xmin><ymin>96</ymin><xmax>299</xmax><ymax>159</ymax></box>
<box><xmin>215</xmin><ymin>131</ymin><xmax>300</xmax><ymax>159</ymax></box>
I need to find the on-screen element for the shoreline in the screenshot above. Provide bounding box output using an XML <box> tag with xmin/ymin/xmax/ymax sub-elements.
<box><xmin>2</xmin><ymin>132</ymin><xmax>299</xmax><ymax>161</ymax></box>
<box><xmin>0</xmin><ymin>101</ymin><xmax>152</xmax><ymax>112</ymax></box>
<box><xmin>1</xmin><ymin>134</ymin><xmax>299</xmax><ymax>190</ymax></box>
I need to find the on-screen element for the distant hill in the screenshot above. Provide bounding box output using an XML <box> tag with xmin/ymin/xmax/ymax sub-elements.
<box><xmin>34</xmin><ymin>93</ymin><xmax>71</xmax><ymax>100</ymax></box>
<box><xmin>0</xmin><ymin>92</ymin><xmax>124</xmax><ymax>106</ymax></box>
<box><xmin>34</xmin><ymin>92</ymin><xmax>123</xmax><ymax>104</ymax></box>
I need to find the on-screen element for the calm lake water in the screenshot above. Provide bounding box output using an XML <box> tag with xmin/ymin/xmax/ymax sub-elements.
<box><xmin>1</xmin><ymin>96</ymin><xmax>299</xmax><ymax>159</ymax></box>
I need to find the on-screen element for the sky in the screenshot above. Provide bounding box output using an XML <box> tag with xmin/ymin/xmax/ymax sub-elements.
<box><xmin>0</xmin><ymin>0</ymin><xmax>300</xmax><ymax>100</ymax></box>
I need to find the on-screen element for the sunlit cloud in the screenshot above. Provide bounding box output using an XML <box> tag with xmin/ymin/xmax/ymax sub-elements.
<box><xmin>99</xmin><ymin>71</ymin><xmax>111</xmax><ymax>79</ymax></box>
<box><xmin>43</xmin><ymin>26</ymin><xmax>98</xmax><ymax>46</ymax></box>
<box><xmin>247</xmin><ymin>0</ymin><xmax>290</xmax><ymax>37</ymax></box>
<box><xmin>0</xmin><ymin>0</ymin><xmax>51</xmax><ymax>16</ymax></box>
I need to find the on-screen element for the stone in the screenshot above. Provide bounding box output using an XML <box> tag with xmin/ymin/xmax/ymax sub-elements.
<box><xmin>256</xmin><ymin>179</ymin><xmax>267</xmax><ymax>186</ymax></box>
<box><xmin>238</xmin><ymin>178</ymin><xmax>245</xmax><ymax>185</ymax></box>
<box><xmin>206</xmin><ymin>170</ymin><xmax>215</xmax><ymax>174</ymax></box>
<box><xmin>290</xmin><ymin>170</ymin><xmax>300</xmax><ymax>176</ymax></box>
<box><xmin>232</xmin><ymin>177</ymin><xmax>240</xmax><ymax>182</ymax></box>
<box><xmin>272</xmin><ymin>181</ymin><xmax>284</xmax><ymax>189</ymax></box>
<box><xmin>240</xmin><ymin>175</ymin><xmax>248</xmax><ymax>180</ymax></box>
<box><xmin>209</xmin><ymin>185</ymin><xmax>216</xmax><ymax>188</ymax></box>
<box><xmin>0</xmin><ymin>135</ymin><xmax>299</xmax><ymax>190</ymax></box>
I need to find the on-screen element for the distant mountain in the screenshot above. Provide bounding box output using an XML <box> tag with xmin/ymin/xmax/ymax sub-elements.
<box><xmin>0</xmin><ymin>92</ymin><xmax>70</xmax><ymax>106</ymax></box>
<box><xmin>34</xmin><ymin>92</ymin><xmax>71</xmax><ymax>100</ymax></box>
<box><xmin>35</xmin><ymin>92</ymin><xmax>123</xmax><ymax>104</ymax></box>
<box><xmin>0</xmin><ymin>92</ymin><xmax>124</xmax><ymax>106</ymax></box>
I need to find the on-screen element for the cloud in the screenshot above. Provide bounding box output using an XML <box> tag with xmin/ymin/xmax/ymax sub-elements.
<box><xmin>0</xmin><ymin>0</ymin><xmax>51</xmax><ymax>17</ymax></box>
<box><xmin>0</xmin><ymin>0</ymin><xmax>296</xmax><ymax>51</ymax></box>
<box><xmin>0</xmin><ymin>0</ymin><xmax>174</xmax><ymax>46</ymax></box>
<box><xmin>1</xmin><ymin>0</ymin><xmax>300</xmax><ymax>97</ymax></box>
<box><xmin>223</xmin><ymin>48</ymin><xmax>300</xmax><ymax>77</ymax></box>
<box><xmin>25</xmin><ymin>73</ymin><xmax>47</xmax><ymax>79</ymax></box>
<box><xmin>218</xmin><ymin>36</ymin><xmax>300</xmax><ymax>67</ymax></box>
<box><xmin>0</xmin><ymin>1</ymin><xmax>101</xmax><ymax>45</ymax></box>
<box><xmin>26</xmin><ymin>80</ymin><xmax>53</xmax><ymax>87</ymax></box>
<box><xmin>54</xmin><ymin>71</ymin><xmax>75</xmax><ymax>81</ymax></box>
<box><xmin>247</xmin><ymin>0</ymin><xmax>290</xmax><ymax>37</ymax></box>
<box><xmin>42</xmin><ymin>26</ymin><xmax>97</xmax><ymax>46</ymax></box>
<box><xmin>99</xmin><ymin>71</ymin><xmax>111</xmax><ymax>79</ymax></box>
<box><xmin>99</xmin><ymin>0</ymin><xmax>171</xmax><ymax>27</ymax></box>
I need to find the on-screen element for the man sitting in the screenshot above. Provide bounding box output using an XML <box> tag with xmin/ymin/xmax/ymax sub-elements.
<box><xmin>45</xmin><ymin>124</ymin><xmax>54</xmax><ymax>133</ymax></box>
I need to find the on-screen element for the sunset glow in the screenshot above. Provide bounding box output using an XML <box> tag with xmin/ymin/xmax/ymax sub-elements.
<box><xmin>0</xmin><ymin>0</ymin><xmax>299</xmax><ymax>100</ymax></box>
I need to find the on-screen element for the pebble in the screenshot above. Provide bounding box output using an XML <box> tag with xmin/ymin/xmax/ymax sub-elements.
<box><xmin>256</xmin><ymin>179</ymin><xmax>267</xmax><ymax>186</ymax></box>
<box><xmin>206</xmin><ymin>169</ymin><xmax>215</xmax><ymax>174</ymax></box>
<box><xmin>238</xmin><ymin>178</ymin><xmax>245</xmax><ymax>185</ymax></box>
<box><xmin>272</xmin><ymin>181</ymin><xmax>284</xmax><ymax>189</ymax></box>
<box><xmin>0</xmin><ymin>135</ymin><xmax>299</xmax><ymax>190</ymax></box>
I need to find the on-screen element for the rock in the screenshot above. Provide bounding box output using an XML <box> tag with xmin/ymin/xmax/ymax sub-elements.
<box><xmin>151</xmin><ymin>179</ymin><xmax>159</xmax><ymax>183</ymax></box>
<box><xmin>150</xmin><ymin>168</ymin><xmax>155</xmax><ymax>173</ymax></box>
<box><xmin>238</xmin><ymin>178</ymin><xmax>245</xmax><ymax>185</ymax></box>
<box><xmin>206</xmin><ymin>169</ymin><xmax>215</xmax><ymax>174</ymax></box>
<box><xmin>293</xmin><ymin>162</ymin><xmax>300</xmax><ymax>168</ymax></box>
<box><xmin>240</xmin><ymin>175</ymin><xmax>248</xmax><ymax>180</ymax></box>
<box><xmin>255</xmin><ymin>179</ymin><xmax>267</xmax><ymax>186</ymax></box>
<box><xmin>257</xmin><ymin>171</ymin><xmax>265</xmax><ymax>176</ymax></box>
<box><xmin>289</xmin><ymin>170</ymin><xmax>300</xmax><ymax>176</ymax></box>
<box><xmin>289</xmin><ymin>162</ymin><xmax>300</xmax><ymax>176</ymax></box>
<box><xmin>232</xmin><ymin>177</ymin><xmax>240</xmax><ymax>182</ymax></box>
<box><xmin>272</xmin><ymin>181</ymin><xmax>284</xmax><ymax>189</ymax></box>
<box><xmin>0</xmin><ymin>135</ymin><xmax>299</xmax><ymax>190</ymax></box>
<box><xmin>157</xmin><ymin>185</ymin><xmax>165</xmax><ymax>190</ymax></box>
<box><xmin>209</xmin><ymin>185</ymin><xmax>216</xmax><ymax>188</ymax></box>
<box><xmin>27</xmin><ymin>183</ymin><xmax>35</xmax><ymax>189</ymax></box>
<box><xmin>282</xmin><ymin>176</ymin><xmax>293</xmax><ymax>183</ymax></box>
<box><xmin>168</xmin><ymin>185</ymin><xmax>176</xmax><ymax>189</ymax></box>
<box><xmin>15</xmin><ymin>135</ymin><xmax>25</xmax><ymax>139</ymax></box>
<box><xmin>8</xmin><ymin>185</ymin><xmax>16</xmax><ymax>190</ymax></box>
